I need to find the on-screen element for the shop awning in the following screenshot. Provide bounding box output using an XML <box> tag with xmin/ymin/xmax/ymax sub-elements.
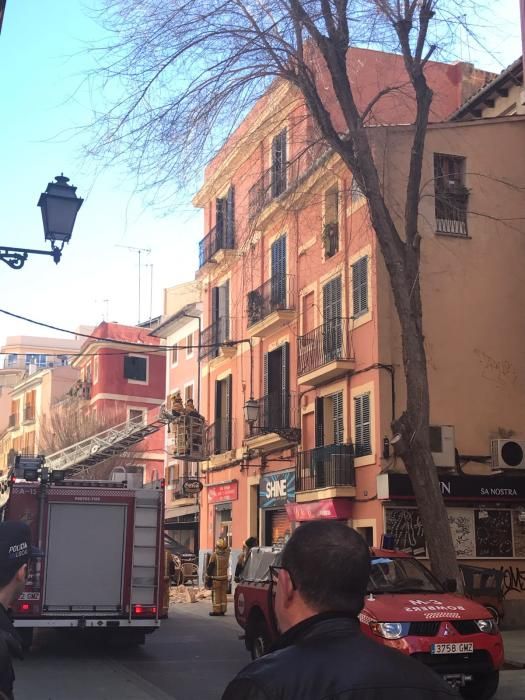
<box><xmin>286</xmin><ymin>498</ymin><xmax>352</xmax><ymax>522</ymax></box>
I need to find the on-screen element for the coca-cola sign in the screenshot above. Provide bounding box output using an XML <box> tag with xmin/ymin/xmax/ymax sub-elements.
<box><xmin>183</xmin><ymin>479</ymin><xmax>204</xmax><ymax>495</ymax></box>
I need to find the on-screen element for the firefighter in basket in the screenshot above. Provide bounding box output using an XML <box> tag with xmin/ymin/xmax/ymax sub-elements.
<box><xmin>206</xmin><ymin>537</ymin><xmax>230</xmax><ymax>616</ymax></box>
<box><xmin>184</xmin><ymin>398</ymin><xmax>204</xmax><ymax>456</ymax></box>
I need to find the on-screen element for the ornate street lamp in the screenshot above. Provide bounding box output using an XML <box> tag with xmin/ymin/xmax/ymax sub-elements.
<box><xmin>0</xmin><ymin>174</ymin><xmax>83</xmax><ymax>269</ymax></box>
<box><xmin>244</xmin><ymin>397</ymin><xmax>259</xmax><ymax>435</ymax></box>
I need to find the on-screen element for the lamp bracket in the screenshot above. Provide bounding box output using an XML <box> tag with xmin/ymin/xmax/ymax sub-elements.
<box><xmin>0</xmin><ymin>245</ymin><xmax>62</xmax><ymax>269</ymax></box>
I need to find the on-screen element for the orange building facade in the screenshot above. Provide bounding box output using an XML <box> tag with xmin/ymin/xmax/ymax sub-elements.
<box><xmin>192</xmin><ymin>50</ymin><xmax>525</xmax><ymax>623</ymax></box>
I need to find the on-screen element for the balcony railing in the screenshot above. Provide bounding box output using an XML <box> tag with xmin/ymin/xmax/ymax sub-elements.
<box><xmin>296</xmin><ymin>443</ymin><xmax>355</xmax><ymax>491</ymax></box>
<box><xmin>8</xmin><ymin>414</ymin><xmax>18</xmax><ymax>429</ymax></box>
<box><xmin>245</xmin><ymin>391</ymin><xmax>300</xmax><ymax>441</ymax></box>
<box><xmin>248</xmin><ymin>144</ymin><xmax>331</xmax><ymax>220</ymax></box>
<box><xmin>198</xmin><ymin>224</ymin><xmax>235</xmax><ymax>268</ymax></box>
<box><xmin>23</xmin><ymin>406</ymin><xmax>35</xmax><ymax>422</ymax></box>
<box><xmin>247</xmin><ymin>275</ymin><xmax>295</xmax><ymax>328</ymax></box>
<box><xmin>199</xmin><ymin>317</ymin><xmax>230</xmax><ymax>361</ymax></box>
<box><xmin>298</xmin><ymin>318</ymin><xmax>353</xmax><ymax>377</ymax></box>
<box><xmin>207</xmin><ymin>418</ymin><xmax>233</xmax><ymax>454</ymax></box>
<box><xmin>435</xmin><ymin>187</ymin><xmax>469</xmax><ymax>236</ymax></box>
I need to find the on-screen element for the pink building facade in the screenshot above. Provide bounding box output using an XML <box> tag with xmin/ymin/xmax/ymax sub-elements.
<box><xmin>151</xmin><ymin>288</ymin><xmax>202</xmax><ymax>554</ymax></box>
<box><xmin>72</xmin><ymin>322</ymin><xmax>166</xmax><ymax>483</ymax></box>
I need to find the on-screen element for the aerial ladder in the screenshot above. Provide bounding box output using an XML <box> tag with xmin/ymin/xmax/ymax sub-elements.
<box><xmin>44</xmin><ymin>407</ymin><xmax>208</xmax><ymax>474</ymax></box>
<box><xmin>0</xmin><ymin>408</ymin><xmax>208</xmax><ymax>509</ymax></box>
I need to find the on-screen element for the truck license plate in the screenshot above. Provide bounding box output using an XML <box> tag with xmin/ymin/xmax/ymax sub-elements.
<box><xmin>431</xmin><ymin>643</ymin><xmax>474</xmax><ymax>655</ymax></box>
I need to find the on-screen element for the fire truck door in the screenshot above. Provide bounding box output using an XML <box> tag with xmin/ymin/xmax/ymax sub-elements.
<box><xmin>43</xmin><ymin>503</ymin><xmax>126</xmax><ymax>611</ymax></box>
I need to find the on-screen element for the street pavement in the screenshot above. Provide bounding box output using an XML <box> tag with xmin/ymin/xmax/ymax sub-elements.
<box><xmin>14</xmin><ymin>601</ymin><xmax>525</xmax><ymax>699</ymax></box>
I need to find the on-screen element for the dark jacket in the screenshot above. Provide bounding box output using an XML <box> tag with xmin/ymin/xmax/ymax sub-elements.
<box><xmin>221</xmin><ymin>612</ymin><xmax>458</xmax><ymax>700</ymax></box>
<box><xmin>0</xmin><ymin>604</ymin><xmax>22</xmax><ymax>700</ymax></box>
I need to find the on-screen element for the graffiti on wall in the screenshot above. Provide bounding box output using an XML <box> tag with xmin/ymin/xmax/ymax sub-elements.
<box><xmin>448</xmin><ymin>509</ymin><xmax>475</xmax><ymax>558</ymax></box>
<box><xmin>385</xmin><ymin>509</ymin><xmax>426</xmax><ymax>556</ymax></box>
<box><xmin>500</xmin><ymin>565</ymin><xmax>525</xmax><ymax>597</ymax></box>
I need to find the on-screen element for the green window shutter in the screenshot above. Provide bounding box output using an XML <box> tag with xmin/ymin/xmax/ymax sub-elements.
<box><xmin>332</xmin><ymin>392</ymin><xmax>344</xmax><ymax>445</ymax></box>
<box><xmin>354</xmin><ymin>393</ymin><xmax>371</xmax><ymax>456</ymax></box>
<box><xmin>352</xmin><ymin>257</ymin><xmax>368</xmax><ymax>317</ymax></box>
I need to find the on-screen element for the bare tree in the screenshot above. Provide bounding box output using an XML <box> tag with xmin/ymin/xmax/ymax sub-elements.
<box><xmin>40</xmin><ymin>398</ymin><xmax>144</xmax><ymax>480</ymax></box>
<box><xmin>84</xmin><ymin>0</ymin><xmax>491</xmax><ymax>582</ymax></box>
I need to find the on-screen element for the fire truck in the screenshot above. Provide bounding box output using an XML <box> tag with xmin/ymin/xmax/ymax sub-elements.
<box><xmin>0</xmin><ymin>407</ymin><xmax>207</xmax><ymax>649</ymax></box>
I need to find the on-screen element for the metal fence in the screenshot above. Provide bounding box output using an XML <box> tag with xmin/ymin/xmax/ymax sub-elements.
<box><xmin>298</xmin><ymin>318</ymin><xmax>352</xmax><ymax>377</ymax></box>
<box><xmin>296</xmin><ymin>443</ymin><xmax>355</xmax><ymax>491</ymax></box>
<box><xmin>199</xmin><ymin>317</ymin><xmax>230</xmax><ymax>361</ymax></box>
<box><xmin>246</xmin><ymin>275</ymin><xmax>295</xmax><ymax>327</ymax></box>
<box><xmin>245</xmin><ymin>391</ymin><xmax>299</xmax><ymax>438</ymax></box>
<box><xmin>198</xmin><ymin>224</ymin><xmax>235</xmax><ymax>268</ymax></box>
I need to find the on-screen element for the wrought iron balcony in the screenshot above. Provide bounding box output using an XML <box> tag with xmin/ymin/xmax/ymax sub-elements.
<box><xmin>248</xmin><ymin>145</ymin><xmax>331</xmax><ymax>220</ymax></box>
<box><xmin>297</xmin><ymin>318</ymin><xmax>354</xmax><ymax>386</ymax></box>
<box><xmin>296</xmin><ymin>443</ymin><xmax>355</xmax><ymax>492</ymax></box>
<box><xmin>435</xmin><ymin>186</ymin><xmax>469</xmax><ymax>236</ymax></box>
<box><xmin>245</xmin><ymin>391</ymin><xmax>300</xmax><ymax>443</ymax></box>
<box><xmin>199</xmin><ymin>317</ymin><xmax>230</xmax><ymax>361</ymax></box>
<box><xmin>198</xmin><ymin>224</ymin><xmax>235</xmax><ymax>268</ymax></box>
<box><xmin>207</xmin><ymin>417</ymin><xmax>233</xmax><ymax>455</ymax></box>
<box><xmin>246</xmin><ymin>275</ymin><xmax>295</xmax><ymax>333</ymax></box>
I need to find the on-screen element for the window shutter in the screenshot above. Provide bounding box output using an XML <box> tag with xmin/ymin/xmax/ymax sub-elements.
<box><xmin>332</xmin><ymin>392</ymin><xmax>344</xmax><ymax>445</ymax></box>
<box><xmin>218</xmin><ymin>280</ymin><xmax>230</xmax><ymax>341</ymax></box>
<box><xmin>354</xmin><ymin>394</ymin><xmax>371</xmax><ymax>456</ymax></box>
<box><xmin>323</xmin><ymin>276</ymin><xmax>342</xmax><ymax>322</ymax></box>
<box><xmin>263</xmin><ymin>352</ymin><xmax>269</xmax><ymax>397</ymax></box>
<box><xmin>315</xmin><ymin>397</ymin><xmax>324</xmax><ymax>447</ymax></box>
<box><xmin>226</xmin><ymin>375</ymin><xmax>232</xmax><ymax>450</ymax></box>
<box><xmin>212</xmin><ymin>286</ymin><xmax>220</xmax><ymax>323</ymax></box>
<box><xmin>271</xmin><ymin>130</ymin><xmax>287</xmax><ymax>197</ymax></box>
<box><xmin>352</xmin><ymin>257</ymin><xmax>368</xmax><ymax>316</ymax></box>
<box><xmin>216</xmin><ymin>197</ymin><xmax>225</xmax><ymax>242</ymax></box>
<box><xmin>225</xmin><ymin>186</ymin><xmax>235</xmax><ymax>248</ymax></box>
<box><xmin>271</xmin><ymin>235</ymin><xmax>287</xmax><ymax>307</ymax></box>
<box><xmin>281</xmin><ymin>342</ymin><xmax>290</xmax><ymax>428</ymax></box>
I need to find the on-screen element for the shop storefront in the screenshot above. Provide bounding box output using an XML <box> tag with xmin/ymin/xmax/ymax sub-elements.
<box><xmin>207</xmin><ymin>480</ymin><xmax>238</xmax><ymax>549</ymax></box>
<box><xmin>259</xmin><ymin>470</ymin><xmax>295</xmax><ymax>546</ymax></box>
<box><xmin>378</xmin><ymin>472</ymin><xmax>525</xmax><ymax>626</ymax></box>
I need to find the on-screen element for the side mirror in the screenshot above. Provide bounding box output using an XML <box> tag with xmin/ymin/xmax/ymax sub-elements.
<box><xmin>443</xmin><ymin>578</ymin><xmax>457</xmax><ymax>593</ymax></box>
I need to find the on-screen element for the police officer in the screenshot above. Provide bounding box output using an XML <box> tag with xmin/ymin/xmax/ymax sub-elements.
<box><xmin>206</xmin><ymin>537</ymin><xmax>230</xmax><ymax>616</ymax></box>
<box><xmin>0</xmin><ymin>521</ymin><xmax>41</xmax><ymax>699</ymax></box>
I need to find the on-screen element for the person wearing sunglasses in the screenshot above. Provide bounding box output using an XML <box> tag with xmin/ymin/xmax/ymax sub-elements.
<box><xmin>0</xmin><ymin>521</ymin><xmax>42</xmax><ymax>700</ymax></box>
<box><xmin>221</xmin><ymin>520</ymin><xmax>457</xmax><ymax>700</ymax></box>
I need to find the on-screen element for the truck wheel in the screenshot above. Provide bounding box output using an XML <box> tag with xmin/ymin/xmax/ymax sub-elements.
<box><xmin>460</xmin><ymin>671</ymin><xmax>499</xmax><ymax>700</ymax></box>
<box><xmin>18</xmin><ymin>627</ymin><xmax>34</xmax><ymax>652</ymax></box>
<box><xmin>249</xmin><ymin>620</ymin><xmax>271</xmax><ymax>660</ymax></box>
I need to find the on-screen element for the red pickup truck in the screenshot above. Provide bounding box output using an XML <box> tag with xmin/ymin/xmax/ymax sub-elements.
<box><xmin>234</xmin><ymin>547</ymin><xmax>504</xmax><ymax>700</ymax></box>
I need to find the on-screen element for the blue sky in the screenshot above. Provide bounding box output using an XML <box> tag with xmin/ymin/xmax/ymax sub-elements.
<box><xmin>0</xmin><ymin>0</ymin><xmax>522</xmax><ymax>346</ymax></box>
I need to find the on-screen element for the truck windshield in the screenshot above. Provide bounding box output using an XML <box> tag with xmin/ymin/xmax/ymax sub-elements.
<box><xmin>368</xmin><ymin>557</ymin><xmax>442</xmax><ymax>594</ymax></box>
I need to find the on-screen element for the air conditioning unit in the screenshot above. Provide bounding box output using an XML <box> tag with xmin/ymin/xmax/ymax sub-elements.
<box><xmin>491</xmin><ymin>439</ymin><xmax>525</xmax><ymax>470</ymax></box>
<box><xmin>429</xmin><ymin>425</ymin><xmax>455</xmax><ymax>468</ymax></box>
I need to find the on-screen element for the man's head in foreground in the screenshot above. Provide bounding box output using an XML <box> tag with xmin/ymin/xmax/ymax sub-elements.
<box><xmin>0</xmin><ymin>521</ymin><xmax>39</xmax><ymax>608</ymax></box>
<box><xmin>273</xmin><ymin>521</ymin><xmax>371</xmax><ymax>633</ymax></box>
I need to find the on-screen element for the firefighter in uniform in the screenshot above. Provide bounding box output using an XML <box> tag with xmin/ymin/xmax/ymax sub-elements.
<box><xmin>206</xmin><ymin>537</ymin><xmax>230</xmax><ymax>616</ymax></box>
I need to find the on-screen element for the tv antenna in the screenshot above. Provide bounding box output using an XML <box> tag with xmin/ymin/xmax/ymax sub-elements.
<box><xmin>116</xmin><ymin>245</ymin><xmax>151</xmax><ymax>324</ymax></box>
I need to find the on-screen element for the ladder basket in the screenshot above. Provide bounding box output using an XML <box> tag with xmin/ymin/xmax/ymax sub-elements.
<box><xmin>172</xmin><ymin>415</ymin><xmax>208</xmax><ymax>461</ymax></box>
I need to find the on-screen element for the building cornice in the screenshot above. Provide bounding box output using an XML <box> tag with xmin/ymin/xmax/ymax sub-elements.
<box><xmin>192</xmin><ymin>81</ymin><xmax>299</xmax><ymax>208</ymax></box>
